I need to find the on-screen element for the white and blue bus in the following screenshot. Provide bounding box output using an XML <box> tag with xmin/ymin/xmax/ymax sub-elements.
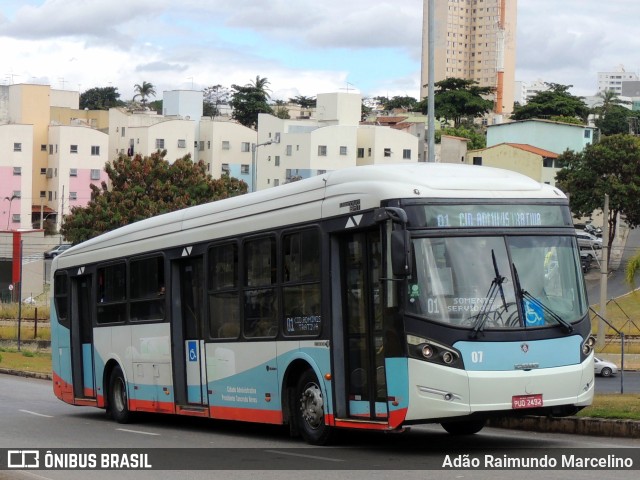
<box><xmin>51</xmin><ymin>163</ymin><xmax>595</xmax><ymax>444</ymax></box>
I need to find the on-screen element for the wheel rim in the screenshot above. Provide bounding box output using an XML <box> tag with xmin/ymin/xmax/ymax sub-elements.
<box><xmin>113</xmin><ymin>377</ymin><xmax>127</xmax><ymax>412</ymax></box>
<box><xmin>300</xmin><ymin>382</ymin><xmax>324</xmax><ymax>430</ymax></box>
<box><xmin>602</xmin><ymin>368</ymin><xmax>611</xmax><ymax>377</ymax></box>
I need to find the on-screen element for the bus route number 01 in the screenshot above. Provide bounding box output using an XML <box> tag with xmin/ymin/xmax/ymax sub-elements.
<box><xmin>471</xmin><ymin>351</ymin><xmax>484</xmax><ymax>363</ymax></box>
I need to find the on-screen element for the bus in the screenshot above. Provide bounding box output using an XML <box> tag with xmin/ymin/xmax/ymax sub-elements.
<box><xmin>51</xmin><ymin>163</ymin><xmax>595</xmax><ymax>445</ymax></box>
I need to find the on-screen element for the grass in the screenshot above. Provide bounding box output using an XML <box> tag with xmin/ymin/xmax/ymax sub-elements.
<box><xmin>591</xmin><ymin>290</ymin><xmax>640</xmax><ymax>338</ymax></box>
<box><xmin>0</xmin><ymin>302</ymin><xmax>50</xmax><ymax>320</ymax></box>
<box><xmin>0</xmin><ymin>347</ymin><xmax>51</xmax><ymax>374</ymax></box>
<box><xmin>577</xmin><ymin>394</ymin><xmax>640</xmax><ymax>421</ymax></box>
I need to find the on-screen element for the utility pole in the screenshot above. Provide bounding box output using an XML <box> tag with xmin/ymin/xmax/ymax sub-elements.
<box><xmin>597</xmin><ymin>194</ymin><xmax>609</xmax><ymax>348</ymax></box>
<box><xmin>427</xmin><ymin>0</ymin><xmax>436</xmax><ymax>163</ymax></box>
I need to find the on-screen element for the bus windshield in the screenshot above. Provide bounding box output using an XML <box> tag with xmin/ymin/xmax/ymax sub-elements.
<box><xmin>406</xmin><ymin>235</ymin><xmax>588</xmax><ymax>330</ymax></box>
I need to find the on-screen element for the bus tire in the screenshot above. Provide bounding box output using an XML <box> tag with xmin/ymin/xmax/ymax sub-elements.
<box><xmin>109</xmin><ymin>366</ymin><xmax>132</xmax><ymax>424</ymax></box>
<box><xmin>441</xmin><ymin>419</ymin><xmax>485</xmax><ymax>435</ymax></box>
<box><xmin>295</xmin><ymin>370</ymin><xmax>331</xmax><ymax>445</ymax></box>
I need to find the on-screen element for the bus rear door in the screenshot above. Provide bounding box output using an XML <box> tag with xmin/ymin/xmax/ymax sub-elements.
<box><xmin>70</xmin><ymin>274</ymin><xmax>96</xmax><ymax>400</ymax></box>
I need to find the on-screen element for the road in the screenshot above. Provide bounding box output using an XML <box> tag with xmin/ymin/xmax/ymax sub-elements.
<box><xmin>0</xmin><ymin>375</ymin><xmax>638</xmax><ymax>480</ymax></box>
<box><xmin>595</xmin><ymin>371</ymin><xmax>640</xmax><ymax>394</ymax></box>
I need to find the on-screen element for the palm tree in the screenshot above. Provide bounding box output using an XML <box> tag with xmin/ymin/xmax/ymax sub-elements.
<box><xmin>247</xmin><ymin>75</ymin><xmax>271</xmax><ymax>99</ymax></box>
<box><xmin>133</xmin><ymin>81</ymin><xmax>157</xmax><ymax>106</ymax></box>
<box><xmin>594</xmin><ymin>89</ymin><xmax>630</xmax><ymax>116</ymax></box>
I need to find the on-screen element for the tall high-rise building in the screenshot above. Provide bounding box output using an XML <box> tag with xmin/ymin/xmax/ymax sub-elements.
<box><xmin>420</xmin><ymin>0</ymin><xmax>518</xmax><ymax>116</ymax></box>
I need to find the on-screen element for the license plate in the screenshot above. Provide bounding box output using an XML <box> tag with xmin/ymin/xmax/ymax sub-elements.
<box><xmin>512</xmin><ymin>394</ymin><xmax>543</xmax><ymax>409</ymax></box>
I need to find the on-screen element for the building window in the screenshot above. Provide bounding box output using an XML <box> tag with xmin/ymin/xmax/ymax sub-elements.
<box><xmin>69</xmin><ymin>192</ymin><xmax>77</xmax><ymax>200</ymax></box>
<box><xmin>13</xmin><ymin>143</ymin><xmax>22</xmax><ymax>152</ymax></box>
<box><xmin>13</xmin><ymin>167</ymin><xmax>21</xmax><ymax>176</ymax></box>
<box><xmin>318</xmin><ymin>145</ymin><xmax>327</xmax><ymax>156</ymax></box>
<box><xmin>286</xmin><ymin>145</ymin><xmax>292</xmax><ymax>156</ymax></box>
<box><xmin>208</xmin><ymin>141</ymin><xmax>211</xmax><ymax>149</ymax></box>
<box><xmin>339</xmin><ymin>146</ymin><xmax>347</xmax><ymax>155</ymax></box>
<box><xmin>357</xmin><ymin>148</ymin><xmax>364</xmax><ymax>158</ymax></box>
<box><xmin>91</xmin><ymin>169</ymin><xmax>101</xmax><ymax>180</ymax></box>
<box><xmin>275</xmin><ymin>156</ymin><xmax>280</xmax><ymax>166</ymax></box>
<box><xmin>41</xmin><ymin>144</ymin><xmax>47</xmax><ymax>152</ymax></box>
<box><xmin>222</xmin><ymin>163</ymin><xmax>230</xmax><ymax>173</ymax></box>
<box><xmin>155</xmin><ymin>139</ymin><xmax>165</xmax><ymax>149</ymax></box>
<box><xmin>49</xmin><ymin>145</ymin><xmax>53</xmax><ymax>154</ymax></box>
<box><xmin>241</xmin><ymin>164</ymin><xmax>250</xmax><ymax>174</ymax></box>
<box><xmin>121</xmin><ymin>127</ymin><xmax>126</xmax><ymax>137</ymax></box>
<box><xmin>178</xmin><ymin>139</ymin><xmax>186</xmax><ymax>148</ymax></box>
<box><xmin>584</xmin><ymin>130</ymin><xmax>591</xmax><ymax>139</ymax></box>
<box><xmin>69</xmin><ymin>168</ymin><xmax>78</xmax><ymax>177</ymax></box>
<box><xmin>368</xmin><ymin>148</ymin><xmax>372</xmax><ymax>157</ymax></box>
<box><xmin>40</xmin><ymin>191</ymin><xmax>46</xmax><ymax>198</ymax></box>
<box><xmin>274</xmin><ymin>179</ymin><xmax>280</xmax><ymax>187</ymax></box>
<box><xmin>384</xmin><ymin>148</ymin><xmax>391</xmax><ymax>157</ymax></box>
<box><xmin>222</xmin><ymin>141</ymin><xmax>230</xmax><ymax>150</ymax></box>
<box><xmin>70</xmin><ymin>145</ymin><xmax>78</xmax><ymax>154</ymax></box>
<box><xmin>13</xmin><ymin>191</ymin><xmax>21</xmax><ymax>198</ymax></box>
<box><xmin>91</xmin><ymin>146</ymin><xmax>100</xmax><ymax>156</ymax></box>
<box><xmin>473</xmin><ymin>156</ymin><xmax>482</xmax><ymax>166</ymax></box>
<box><xmin>199</xmin><ymin>141</ymin><xmax>204</xmax><ymax>151</ymax></box>
<box><xmin>12</xmin><ymin>214</ymin><xmax>20</xmax><ymax>223</ymax></box>
<box><xmin>403</xmin><ymin>149</ymin><xmax>411</xmax><ymax>159</ymax></box>
<box><xmin>241</xmin><ymin>142</ymin><xmax>251</xmax><ymax>152</ymax></box>
<box><xmin>543</xmin><ymin>158</ymin><xmax>554</xmax><ymax>168</ymax></box>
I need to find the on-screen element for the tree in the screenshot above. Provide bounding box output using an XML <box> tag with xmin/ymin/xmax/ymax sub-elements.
<box><xmin>230</xmin><ymin>77</ymin><xmax>274</xmax><ymax>128</ymax></box>
<box><xmin>203</xmin><ymin>84</ymin><xmax>230</xmax><ymax>117</ymax></box>
<box><xmin>419</xmin><ymin>78</ymin><xmax>494</xmax><ymax>127</ymax></box>
<box><xmin>274</xmin><ymin>105</ymin><xmax>290</xmax><ymax>119</ymax></box>
<box><xmin>436</xmin><ymin>125</ymin><xmax>486</xmax><ymax>150</ymax></box>
<box><xmin>380</xmin><ymin>95</ymin><xmax>418</xmax><ymax>111</ymax></box>
<box><xmin>555</xmin><ymin>134</ymin><xmax>640</xmax><ymax>263</ymax></box>
<box><xmin>79</xmin><ymin>86</ymin><xmax>124</xmax><ymax>110</ymax></box>
<box><xmin>594</xmin><ymin>89</ymin><xmax>630</xmax><ymax>117</ymax></box>
<box><xmin>60</xmin><ymin>151</ymin><xmax>247</xmax><ymax>243</ymax></box>
<box><xmin>133</xmin><ymin>81</ymin><xmax>157</xmax><ymax>106</ymax></box>
<box><xmin>511</xmin><ymin>83</ymin><xmax>589</xmax><ymax>122</ymax></box>
<box><xmin>595</xmin><ymin>105</ymin><xmax>640</xmax><ymax>136</ymax></box>
<box><xmin>289</xmin><ymin>95</ymin><xmax>316</xmax><ymax>109</ymax></box>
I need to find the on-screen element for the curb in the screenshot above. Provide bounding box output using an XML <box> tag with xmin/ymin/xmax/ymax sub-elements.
<box><xmin>488</xmin><ymin>415</ymin><xmax>640</xmax><ymax>439</ymax></box>
<box><xmin>0</xmin><ymin>367</ymin><xmax>52</xmax><ymax>381</ymax></box>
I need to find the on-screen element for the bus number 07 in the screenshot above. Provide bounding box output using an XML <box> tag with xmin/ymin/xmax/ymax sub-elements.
<box><xmin>471</xmin><ymin>351</ymin><xmax>484</xmax><ymax>363</ymax></box>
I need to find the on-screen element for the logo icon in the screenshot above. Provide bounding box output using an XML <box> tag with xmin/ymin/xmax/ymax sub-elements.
<box><xmin>8</xmin><ymin>450</ymin><xmax>40</xmax><ymax>469</ymax></box>
<box><xmin>521</xmin><ymin>343</ymin><xmax>529</xmax><ymax>353</ymax></box>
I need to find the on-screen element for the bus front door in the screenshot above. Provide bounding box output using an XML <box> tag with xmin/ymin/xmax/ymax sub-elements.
<box><xmin>171</xmin><ymin>257</ymin><xmax>208</xmax><ymax>407</ymax></box>
<box><xmin>342</xmin><ymin>231</ymin><xmax>388</xmax><ymax>421</ymax></box>
<box><xmin>70</xmin><ymin>275</ymin><xmax>95</xmax><ymax>399</ymax></box>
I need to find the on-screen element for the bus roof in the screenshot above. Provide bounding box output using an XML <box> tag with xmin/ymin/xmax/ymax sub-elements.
<box><xmin>54</xmin><ymin>163</ymin><xmax>566</xmax><ymax>267</ymax></box>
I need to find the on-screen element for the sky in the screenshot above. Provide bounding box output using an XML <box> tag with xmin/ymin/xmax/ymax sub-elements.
<box><xmin>1</xmin><ymin>0</ymin><xmax>639</xmax><ymax>102</ymax></box>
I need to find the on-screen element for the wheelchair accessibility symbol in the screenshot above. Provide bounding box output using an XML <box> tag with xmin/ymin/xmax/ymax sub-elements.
<box><xmin>188</xmin><ymin>341</ymin><xmax>198</xmax><ymax>362</ymax></box>
<box><xmin>523</xmin><ymin>299</ymin><xmax>545</xmax><ymax>327</ymax></box>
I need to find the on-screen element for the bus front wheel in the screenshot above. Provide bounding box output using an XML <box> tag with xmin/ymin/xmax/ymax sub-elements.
<box><xmin>441</xmin><ymin>419</ymin><xmax>485</xmax><ymax>435</ymax></box>
<box><xmin>295</xmin><ymin>370</ymin><xmax>331</xmax><ymax>445</ymax></box>
<box><xmin>109</xmin><ymin>366</ymin><xmax>132</xmax><ymax>423</ymax></box>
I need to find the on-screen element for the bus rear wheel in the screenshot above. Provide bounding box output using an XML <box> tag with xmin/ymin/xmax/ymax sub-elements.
<box><xmin>109</xmin><ymin>366</ymin><xmax>132</xmax><ymax>423</ymax></box>
<box><xmin>441</xmin><ymin>419</ymin><xmax>485</xmax><ymax>435</ymax></box>
<box><xmin>295</xmin><ymin>370</ymin><xmax>331</xmax><ymax>445</ymax></box>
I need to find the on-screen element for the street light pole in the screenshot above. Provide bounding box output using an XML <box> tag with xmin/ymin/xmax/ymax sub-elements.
<box><xmin>251</xmin><ymin>140</ymin><xmax>273</xmax><ymax>192</ymax></box>
<box><xmin>3</xmin><ymin>194</ymin><xmax>18</xmax><ymax>230</ymax></box>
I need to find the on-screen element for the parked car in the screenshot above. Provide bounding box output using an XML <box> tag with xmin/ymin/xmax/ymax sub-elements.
<box><xmin>594</xmin><ymin>357</ymin><xmax>618</xmax><ymax>377</ymax></box>
<box><xmin>575</xmin><ymin>229</ymin><xmax>602</xmax><ymax>250</ymax></box>
<box><xmin>44</xmin><ymin>244</ymin><xmax>72</xmax><ymax>258</ymax></box>
<box><xmin>580</xmin><ymin>251</ymin><xmax>593</xmax><ymax>273</ymax></box>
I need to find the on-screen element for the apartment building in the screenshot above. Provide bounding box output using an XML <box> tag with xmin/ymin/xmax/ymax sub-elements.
<box><xmin>0</xmin><ymin>124</ymin><xmax>33</xmax><ymax>230</ymax></box>
<box><xmin>256</xmin><ymin>93</ymin><xmax>419</xmax><ymax>191</ymax></box>
<box><xmin>197</xmin><ymin>118</ymin><xmax>256</xmax><ymax>187</ymax></box>
<box><xmin>598</xmin><ymin>67</ymin><xmax>639</xmax><ymax>94</ymax></box>
<box><xmin>421</xmin><ymin>0</ymin><xmax>517</xmax><ymax>115</ymax></box>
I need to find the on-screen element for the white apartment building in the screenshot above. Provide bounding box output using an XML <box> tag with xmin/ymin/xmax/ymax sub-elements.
<box><xmin>598</xmin><ymin>67</ymin><xmax>639</xmax><ymax>94</ymax></box>
<box><xmin>47</xmin><ymin>125</ymin><xmax>109</xmax><ymax>230</ymax></box>
<box><xmin>109</xmin><ymin>108</ymin><xmax>195</xmax><ymax>163</ymax></box>
<box><xmin>197</xmin><ymin>118</ymin><xmax>256</xmax><ymax>186</ymax></box>
<box><xmin>514</xmin><ymin>79</ymin><xmax>550</xmax><ymax>105</ymax></box>
<box><xmin>256</xmin><ymin>93</ymin><xmax>419</xmax><ymax>191</ymax></box>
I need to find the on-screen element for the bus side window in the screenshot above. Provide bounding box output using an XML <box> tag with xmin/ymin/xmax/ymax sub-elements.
<box><xmin>244</xmin><ymin>237</ymin><xmax>278</xmax><ymax>338</ymax></box>
<box><xmin>208</xmin><ymin>243</ymin><xmax>240</xmax><ymax>339</ymax></box>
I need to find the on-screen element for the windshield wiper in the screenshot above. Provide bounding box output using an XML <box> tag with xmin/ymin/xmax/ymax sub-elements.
<box><xmin>512</xmin><ymin>264</ymin><xmax>573</xmax><ymax>333</ymax></box>
<box><xmin>470</xmin><ymin>250</ymin><xmax>508</xmax><ymax>338</ymax></box>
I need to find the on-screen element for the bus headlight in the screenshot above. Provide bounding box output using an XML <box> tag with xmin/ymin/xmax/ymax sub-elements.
<box><xmin>407</xmin><ymin>335</ymin><xmax>463</xmax><ymax>369</ymax></box>
<box><xmin>582</xmin><ymin>336</ymin><xmax>596</xmax><ymax>356</ymax></box>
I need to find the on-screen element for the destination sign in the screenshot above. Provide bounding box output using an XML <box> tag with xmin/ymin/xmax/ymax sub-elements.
<box><xmin>409</xmin><ymin>204</ymin><xmax>570</xmax><ymax>229</ymax></box>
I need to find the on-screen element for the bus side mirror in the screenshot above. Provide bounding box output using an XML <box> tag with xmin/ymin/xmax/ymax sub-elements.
<box><xmin>391</xmin><ymin>229</ymin><xmax>412</xmax><ymax>277</ymax></box>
